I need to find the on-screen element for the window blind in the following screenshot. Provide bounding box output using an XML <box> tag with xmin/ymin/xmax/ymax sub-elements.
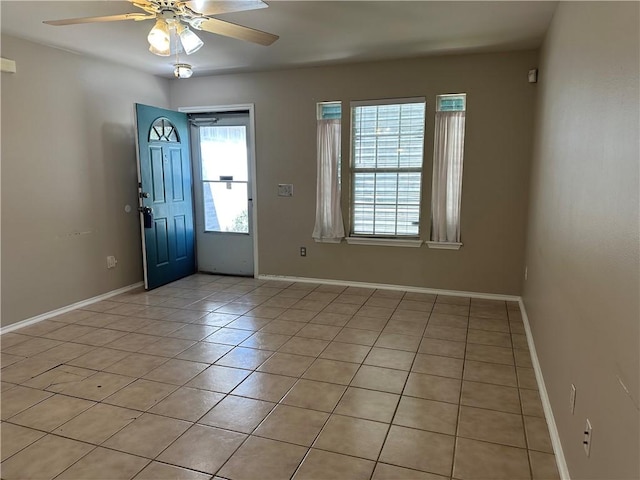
<box><xmin>351</xmin><ymin>101</ymin><xmax>425</xmax><ymax>237</ymax></box>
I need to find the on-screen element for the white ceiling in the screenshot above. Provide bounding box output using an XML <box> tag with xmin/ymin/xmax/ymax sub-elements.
<box><xmin>1</xmin><ymin>1</ymin><xmax>557</xmax><ymax>78</ymax></box>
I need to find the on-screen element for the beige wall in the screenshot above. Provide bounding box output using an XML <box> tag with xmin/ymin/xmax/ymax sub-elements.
<box><xmin>0</xmin><ymin>41</ymin><xmax>537</xmax><ymax>327</ymax></box>
<box><xmin>524</xmin><ymin>3</ymin><xmax>639</xmax><ymax>478</ymax></box>
<box><xmin>171</xmin><ymin>51</ymin><xmax>538</xmax><ymax>295</ymax></box>
<box><xmin>1</xmin><ymin>35</ymin><xmax>170</xmax><ymax>327</ymax></box>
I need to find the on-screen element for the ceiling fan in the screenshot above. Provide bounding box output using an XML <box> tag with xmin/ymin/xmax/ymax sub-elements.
<box><xmin>43</xmin><ymin>0</ymin><xmax>279</xmax><ymax>78</ymax></box>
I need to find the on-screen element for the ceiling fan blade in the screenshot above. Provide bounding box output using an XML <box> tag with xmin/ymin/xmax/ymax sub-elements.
<box><xmin>127</xmin><ymin>0</ymin><xmax>160</xmax><ymax>15</ymax></box>
<box><xmin>195</xmin><ymin>17</ymin><xmax>278</xmax><ymax>46</ymax></box>
<box><xmin>127</xmin><ymin>0</ymin><xmax>153</xmax><ymax>6</ymax></box>
<box><xmin>184</xmin><ymin>0</ymin><xmax>268</xmax><ymax>16</ymax></box>
<box><xmin>43</xmin><ymin>13</ymin><xmax>153</xmax><ymax>26</ymax></box>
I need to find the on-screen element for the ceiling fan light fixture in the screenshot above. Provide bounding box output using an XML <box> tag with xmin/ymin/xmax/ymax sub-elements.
<box><xmin>147</xmin><ymin>19</ymin><xmax>170</xmax><ymax>51</ymax></box>
<box><xmin>174</xmin><ymin>63</ymin><xmax>193</xmax><ymax>79</ymax></box>
<box><xmin>187</xmin><ymin>17</ymin><xmax>205</xmax><ymax>31</ymax></box>
<box><xmin>177</xmin><ymin>24</ymin><xmax>204</xmax><ymax>55</ymax></box>
<box><xmin>149</xmin><ymin>44</ymin><xmax>170</xmax><ymax>56</ymax></box>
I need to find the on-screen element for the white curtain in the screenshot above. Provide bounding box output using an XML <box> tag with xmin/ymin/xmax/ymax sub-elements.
<box><xmin>312</xmin><ymin>119</ymin><xmax>345</xmax><ymax>243</ymax></box>
<box><xmin>430</xmin><ymin>111</ymin><xmax>466</xmax><ymax>243</ymax></box>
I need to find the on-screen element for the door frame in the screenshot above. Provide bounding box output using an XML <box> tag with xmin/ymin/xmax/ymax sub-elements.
<box><xmin>179</xmin><ymin>104</ymin><xmax>259</xmax><ymax>278</ymax></box>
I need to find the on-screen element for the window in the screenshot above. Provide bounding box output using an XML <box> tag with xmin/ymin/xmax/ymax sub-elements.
<box><xmin>437</xmin><ymin>95</ymin><xmax>466</xmax><ymax>112</ymax></box>
<box><xmin>198</xmin><ymin>124</ymin><xmax>250</xmax><ymax>233</ymax></box>
<box><xmin>349</xmin><ymin>98</ymin><xmax>426</xmax><ymax>241</ymax></box>
<box><xmin>429</xmin><ymin>94</ymin><xmax>466</xmax><ymax>248</ymax></box>
<box><xmin>317</xmin><ymin>102</ymin><xmax>342</xmax><ymax>120</ymax></box>
<box><xmin>149</xmin><ymin>117</ymin><xmax>179</xmax><ymax>142</ymax></box>
<box><xmin>312</xmin><ymin>101</ymin><xmax>345</xmax><ymax>243</ymax></box>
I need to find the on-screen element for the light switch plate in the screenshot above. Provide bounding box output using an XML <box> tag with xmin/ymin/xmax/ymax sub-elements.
<box><xmin>278</xmin><ymin>184</ymin><xmax>293</xmax><ymax>197</ymax></box>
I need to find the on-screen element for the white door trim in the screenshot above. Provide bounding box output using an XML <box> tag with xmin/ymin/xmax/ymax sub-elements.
<box><xmin>133</xmin><ymin>105</ymin><xmax>149</xmax><ymax>289</ymax></box>
<box><xmin>178</xmin><ymin>104</ymin><xmax>259</xmax><ymax>278</ymax></box>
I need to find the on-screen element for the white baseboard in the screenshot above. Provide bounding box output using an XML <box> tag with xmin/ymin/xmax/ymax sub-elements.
<box><xmin>0</xmin><ymin>282</ymin><xmax>144</xmax><ymax>335</ymax></box>
<box><xmin>519</xmin><ymin>299</ymin><xmax>570</xmax><ymax>480</ymax></box>
<box><xmin>258</xmin><ymin>274</ymin><xmax>521</xmax><ymax>301</ymax></box>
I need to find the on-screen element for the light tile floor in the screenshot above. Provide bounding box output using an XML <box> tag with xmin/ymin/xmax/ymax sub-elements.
<box><xmin>1</xmin><ymin>274</ymin><xmax>560</xmax><ymax>480</ymax></box>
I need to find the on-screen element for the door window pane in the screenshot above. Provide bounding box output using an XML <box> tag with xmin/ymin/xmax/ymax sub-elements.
<box><xmin>198</xmin><ymin>124</ymin><xmax>250</xmax><ymax>234</ymax></box>
<box><xmin>200</xmin><ymin>126</ymin><xmax>248</xmax><ymax>181</ymax></box>
<box><xmin>203</xmin><ymin>181</ymin><xmax>249</xmax><ymax>233</ymax></box>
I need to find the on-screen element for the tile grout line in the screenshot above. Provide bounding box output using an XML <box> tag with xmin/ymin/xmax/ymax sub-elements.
<box><xmin>280</xmin><ymin>285</ymin><xmax>386</xmax><ymax>479</ymax></box>
<box><xmin>1</xmin><ymin>277</ymin><xmax>272</xmax><ymax>476</ymax></box>
<box><xmin>364</xmin><ymin>293</ymin><xmax>436</xmax><ymax>480</ymax></box>
<box><xmin>94</xmin><ymin>277</ymin><xmax>302</xmax><ymax>478</ymax></box>
<box><xmin>288</xmin><ymin>287</ymin><xmax>407</xmax><ymax>479</ymax></box>
<box><xmin>510</xmin><ymin>305</ymin><xmax>535</xmax><ymax>480</ymax></box>
<box><xmin>448</xmin><ymin>296</ymin><xmax>472</xmax><ymax>480</ymax></box>
<box><xmin>209</xmin><ymin>282</ymin><xmax>359</xmax><ymax>479</ymax></box>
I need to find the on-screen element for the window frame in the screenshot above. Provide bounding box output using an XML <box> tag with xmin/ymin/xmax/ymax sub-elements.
<box><xmin>348</xmin><ymin>97</ymin><xmax>427</xmax><ymax>242</ymax></box>
<box><xmin>312</xmin><ymin>100</ymin><xmax>346</xmax><ymax>243</ymax></box>
<box><xmin>317</xmin><ymin>101</ymin><xmax>342</xmax><ymax>120</ymax></box>
<box><xmin>427</xmin><ymin>92</ymin><xmax>467</xmax><ymax>250</ymax></box>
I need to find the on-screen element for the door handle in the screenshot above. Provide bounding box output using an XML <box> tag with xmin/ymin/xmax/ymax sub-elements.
<box><xmin>139</xmin><ymin>192</ymin><xmax>150</xmax><ymax>198</ymax></box>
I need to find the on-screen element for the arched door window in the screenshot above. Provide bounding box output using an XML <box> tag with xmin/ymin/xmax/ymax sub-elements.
<box><xmin>149</xmin><ymin>117</ymin><xmax>180</xmax><ymax>142</ymax></box>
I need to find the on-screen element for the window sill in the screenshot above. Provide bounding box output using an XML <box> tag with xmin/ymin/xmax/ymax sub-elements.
<box><xmin>346</xmin><ymin>237</ymin><xmax>422</xmax><ymax>248</ymax></box>
<box><xmin>313</xmin><ymin>238</ymin><xmax>342</xmax><ymax>244</ymax></box>
<box><xmin>426</xmin><ymin>241</ymin><xmax>463</xmax><ymax>250</ymax></box>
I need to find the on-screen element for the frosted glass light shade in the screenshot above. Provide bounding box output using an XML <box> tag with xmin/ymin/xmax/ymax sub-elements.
<box><xmin>149</xmin><ymin>44</ymin><xmax>170</xmax><ymax>56</ymax></box>
<box><xmin>147</xmin><ymin>20</ymin><xmax>170</xmax><ymax>51</ymax></box>
<box><xmin>178</xmin><ymin>25</ymin><xmax>204</xmax><ymax>55</ymax></box>
<box><xmin>174</xmin><ymin>63</ymin><xmax>193</xmax><ymax>79</ymax></box>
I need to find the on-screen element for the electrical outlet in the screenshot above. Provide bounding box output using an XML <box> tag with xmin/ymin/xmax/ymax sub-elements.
<box><xmin>106</xmin><ymin>256</ymin><xmax>118</xmax><ymax>269</ymax></box>
<box><xmin>569</xmin><ymin>384</ymin><xmax>576</xmax><ymax>414</ymax></box>
<box><xmin>300</xmin><ymin>247</ymin><xmax>307</xmax><ymax>257</ymax></box>
<box><xmin>583</xmin><ymin>419</ymin><xmax>592</xmax><ymax>457</ymax></box>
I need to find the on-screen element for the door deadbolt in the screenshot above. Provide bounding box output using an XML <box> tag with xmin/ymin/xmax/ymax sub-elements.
<box><xmin>139</xmin><ymin>206</ymin><xmax>153</xmax><ymax>229</ymax></box>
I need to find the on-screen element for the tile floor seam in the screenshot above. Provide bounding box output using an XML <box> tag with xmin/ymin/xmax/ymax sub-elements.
<box><xmin>209</xmin><ymin>347</ymin><xmax>319</xmax><ymax>473</ymax></box>
<box><xmin>365</xmin><ymin>297</ymin><xmax>435</xmax><ymax>480</ymax></box>
<box><xmin>44</xmin><ymin>440</ymin><xmax>102</xmax><ymax>480</ymax></box>
<box><xmin>2</xmin><ymin>429</ymin><xmax>102</xmax><ymax>477</ymax></box>
<box><xmin>53</xmin><ymin>404</ymin><xmax>142</xmax><ymax>448</ymax></box>
<box><xmin>288</xmin><ymin>288</ymin><xmax>409</xmax><ymax>480</ymax></box>
<box><xmin>6</xmin><ymin>415</ymin><xmax>451</xmax><ymax>476</ymax></box>
<box><xmin>2</xmin><ymin>385</ymin><xmax>100</xmax><ymax>422</ymax></box>
<box><xmin>4</xmin><ymin>401</ymin><xmax>139</xmax><ymax>447</ymax></box>
<box><xmin>146</xmin><ymin>421</ymin><xmax>237</xmax><ymax>476</ymax></box>
<box><xmin>213</xmin><ymin>280</ymin><xmax>366</xmax><ymax>479</ymax></box>
<box><xmin>262</xmin><ymin>308</ymin><xmax>375</xmax><ymax>475</ymax></box>
<box><xmin>509</xmin><ymin>314</ymin><xmax>535</xmax><ymax>480</ymax></box>
<box><xmin>51</xmin><ymin>444</ymin><xmax>152</xmax><ymax>480</ymax></box>
<box><xmin>0</xmin><ymin>424</ymin><xmax>48</xmax><ymax>463</ymax></box>
<box><xmin>448</xmin><ymin>296</ymin><xmax>471</xmax><ymax>480</ymax></box>
<box><xmin>1</xmin><ymin>385</ymin><xmax>59</xmax><ymax>419</ymax></box>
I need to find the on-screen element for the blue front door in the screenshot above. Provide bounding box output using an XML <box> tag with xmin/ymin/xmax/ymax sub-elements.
<box><xmin>135</xmin><ymin>104</ymin><xmax>195</xmax><ymax>289</ymax></box>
